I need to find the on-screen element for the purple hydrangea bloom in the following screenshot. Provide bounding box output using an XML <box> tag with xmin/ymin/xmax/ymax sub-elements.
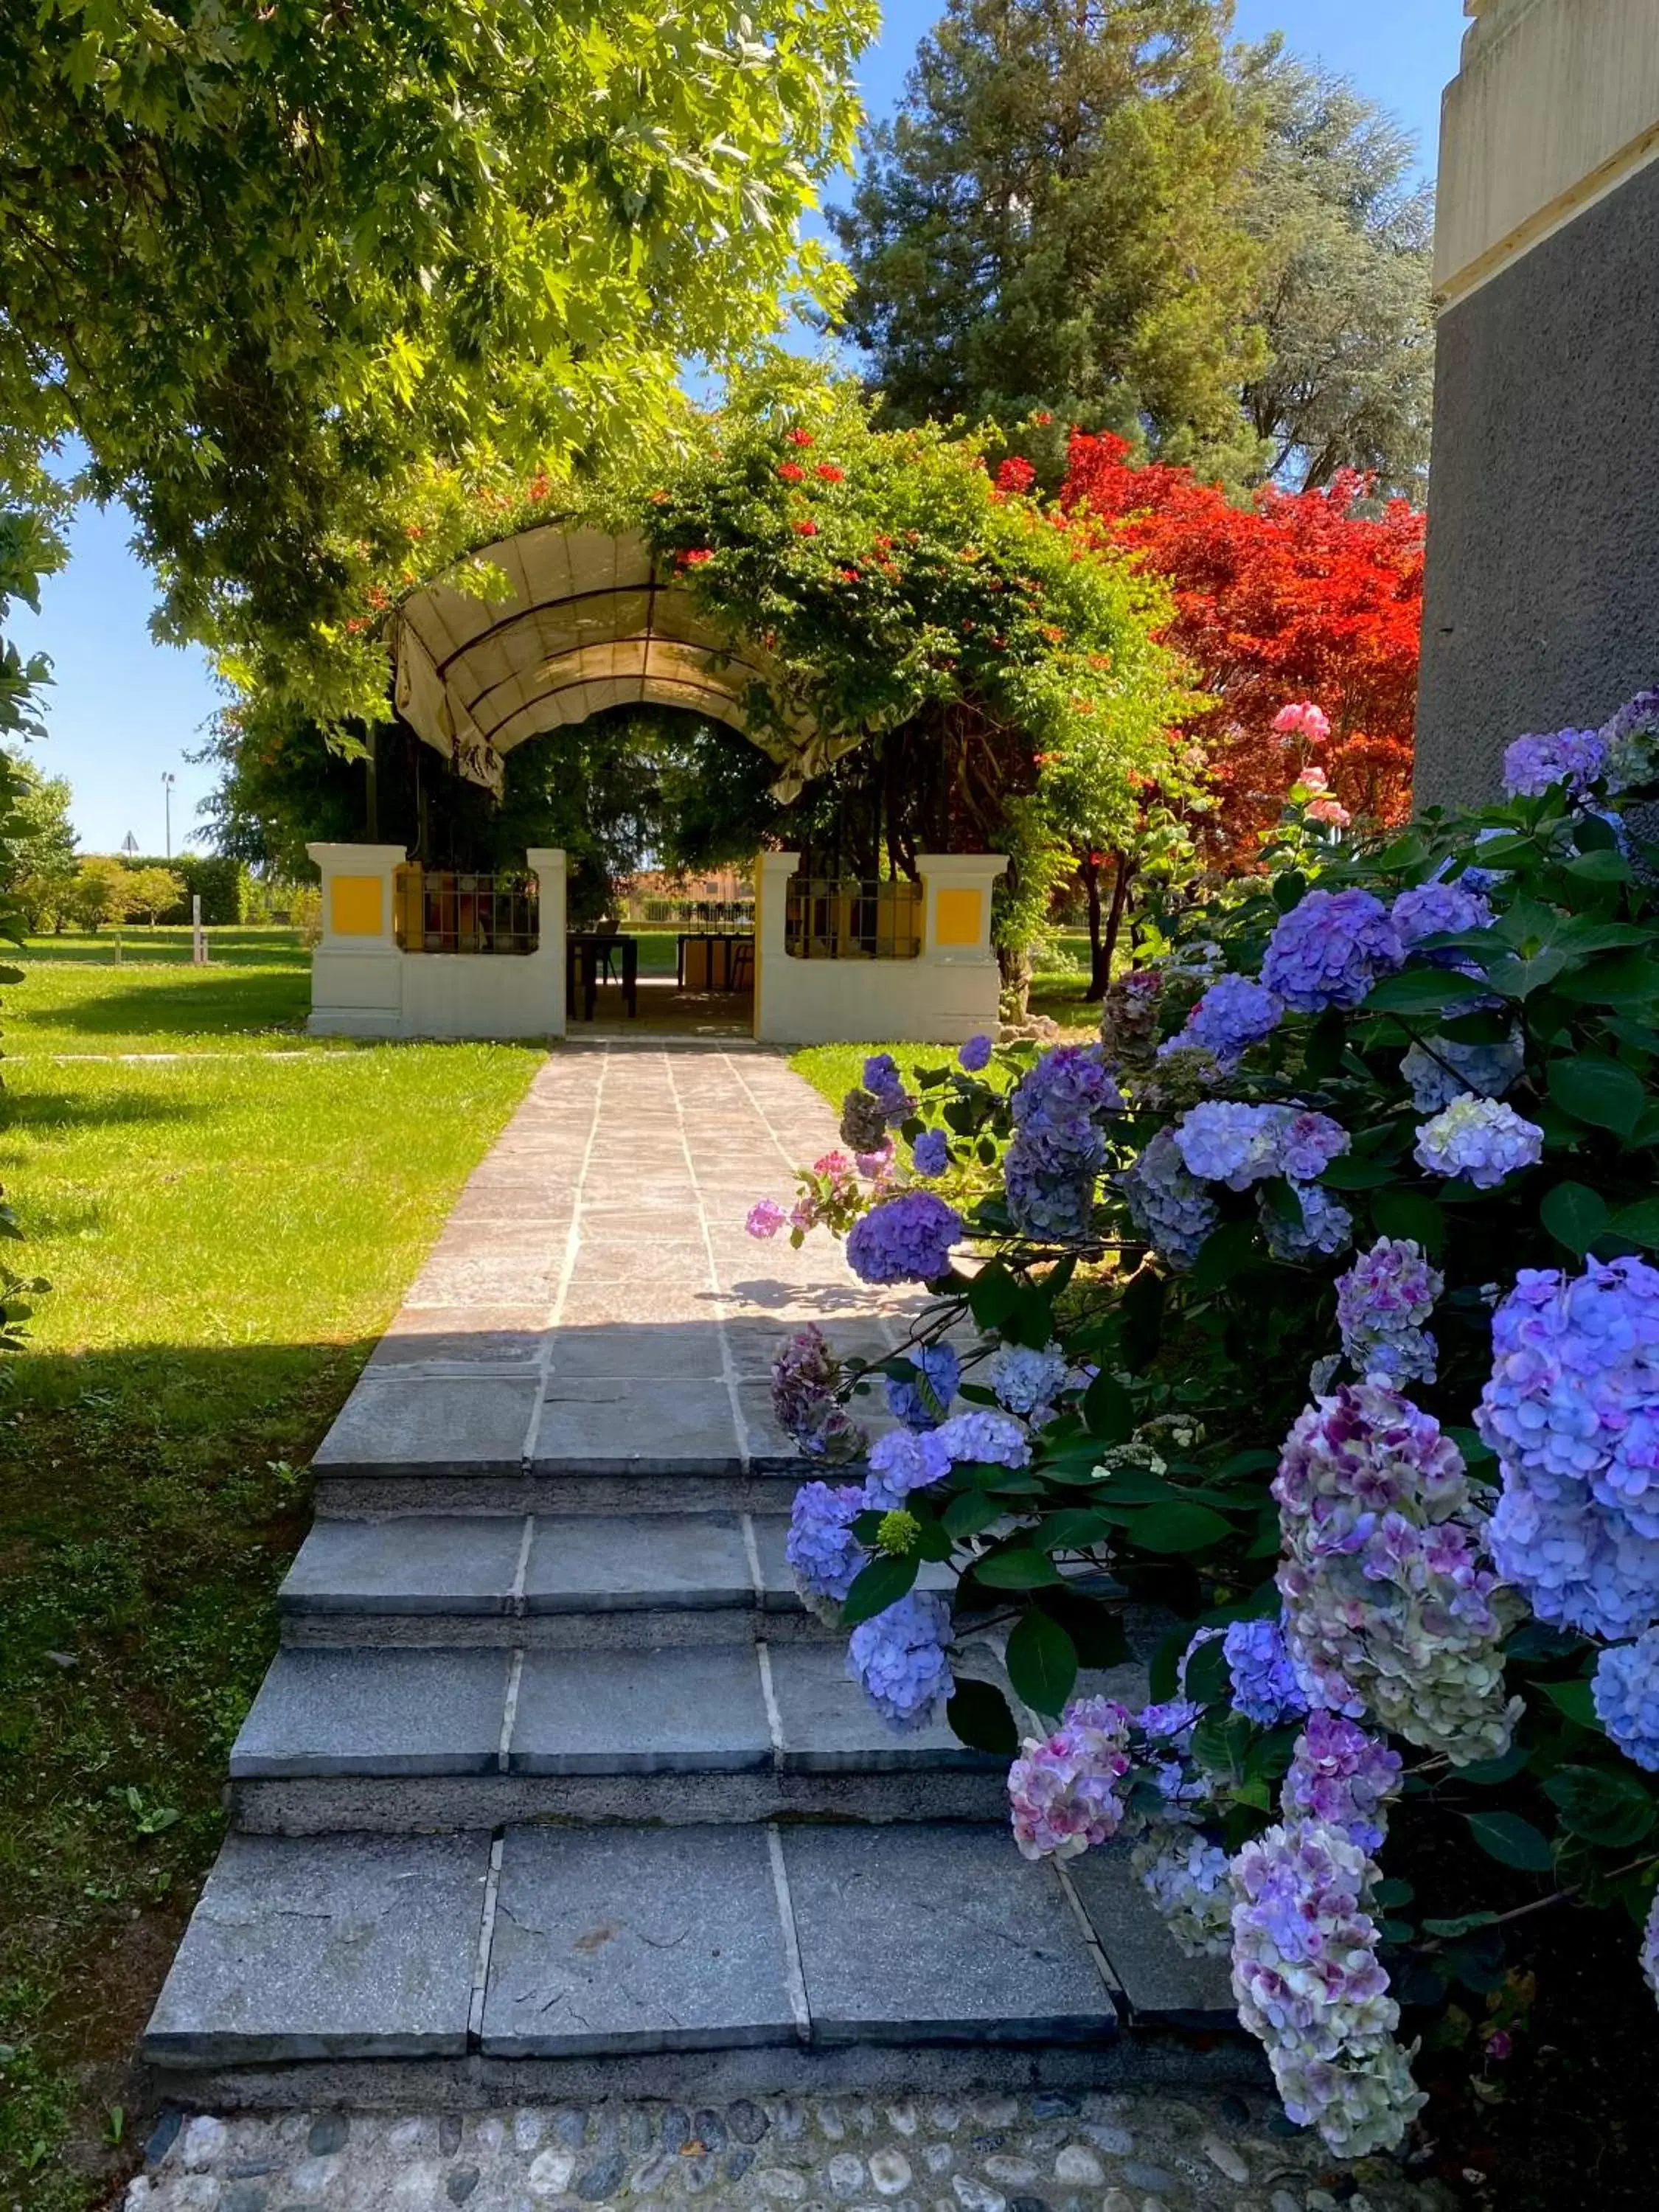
<box><xmin>1119</xmin><ymin>1125</ymin><xmax>1220</xmax><ymax>1270</ymax></box>
<box><xmin>932</xmin><ymin>1408</ymin><xmax>1032</xmax><ymax>1470</ymax></box>
<box><xmin>1260</xmin><ymin>1182</ymin><xmax>1353</xmax><ymax>1264</ymax></box>
<box><xmin>1229</xmin><ymin>1820</ymin><xmax>1425</xmax><ymax>2157</ymax></box>
<box><xmin>989</xmin><ymin>1341</ymin><xmax>1071</xmax><ymax>1416</ymax></box>
<box><xmin>1135</xmin><ymin>1832</ymin><xmax>1233</xmax><ymax>1958</ymax></box>
<box><xmin>1480</xmin><ymin>1260</ymin><xmax>1659</xmax><ymax>1636</ymax></box>
<box><xmin>746</xmin><ymin>1199</ymin><xmax>787</xmax><ymax>1239</ymax></box>
<box><xmin>862</xmin><ymin>1051</ymin><xmax>915</xmax><ymax>1120</ymax></box>
<box><xmin>911</xmin><ymin>1128</ymin><xmax>950</xmax><ymax>1177</ymax></box>
<box><xmin>1137</xmin><ymin>1697</ymin><xmax>1203</xmax><ymax>1748</ymax></box>
<box><xmin>1276</xmin><ymin>1382</ymin><xmax>1516</xmax><ymax>1762</ymax></box>
<box><xmin>1261</xmin><ymin>889</ymin><xmax>1405</xmax><ymax>1014</ymax></box>
<box><xmin>1161</xmin><ymin>973</ymin><xmax>1284</xmax><ymax>1071</ymax></box>
<box><xmin>1004</xmin><ymin>1044</ymin><xmax>1123</xmax><ymax>1240</ymax></box>
<box><xmin>958</xmin><ymin>1033</ymin><xmax>994</xmax><ymax>1073</ymax></box>
<box><xmin>1391</xmin><ymin>879</ymin><xmax>1492</xmax><ymax>957</ymax></box>
<box><xmin>1281</xmin><ymin>1712</ymin><xmax>1403</xmax><ymax>1853</ymax></box>
<box><xmin>1413</xmin><ymin>1094</ymin><xmax>1543</xmax><ymax>1189</ymax></box>
<box><xmin>786</xmin><ymin>1481</ymin><xmax>868</xmax><ymax>1607</ymax></box>
<box><xmin>863</xmin><ymin>1425</ymin><xmax>951</xmax><ymax>1509</ymax></box>
<box><xmin>884</xmin><ymin>1343</ymin><xmax>961</xmax><ymax>1431</ymax></box>
<box><xmin>847</xmin><ymin>1590</ymin><xmax>954</xmax><ymax>1731</ymax></box>
<box><xmin>1175</xmin><ymin>1102</ymin><xmax>1291</xmax><ymax>1190</ymax></box>
<box><xmin>1592</xmin><ymin>1633</ymin><xmax>1659</xmax><ymax>1771</ymax></box>
<box><xmin>1278</xmin><ymin>1110</ymin><xmax>1352</xmax><ymax>1184</ymax></box>
<box><xmin>1401</xmin><ymin>1034</ymin><xmax>1525</xmax><ymax>1115</ymax></box>
<box><xmin>1224</xmin><ymin>1615</ymin><xmax>1309</xmax><ymax>1727</ymax></box>
<box><xmin>1007</xmin><ymin>1695</ymin><xmax>1133</xmax><ymax>1860</ymax></box>
<box><xmin>1643</xmin><ymin>1889</ymin><xmax>1659</xmax><ymax>2004</ymax></box>
<box><xmin>1336</xmin><ymin>1237</ymin><xmax>1444</xmax><ymax>1385</ymax></box>
<box><xmin>845</xmin><ymin>1190</ymin><xmax>964</xmax><ymax>1284</ymax></box>
<box><xmin>771</xmin><ymin>1325</ymin><xmax>866</xmax><ymax>1460</ymax></box>
<box><xmin>1602</xmin><ymin>688</ymin><xmax>1659</xmax><ymax>794</ymax></box>
<box><xmin>1502</xmin><ymin>727</ymin><xmax>1608</xmax><ymax>799</ymax></box>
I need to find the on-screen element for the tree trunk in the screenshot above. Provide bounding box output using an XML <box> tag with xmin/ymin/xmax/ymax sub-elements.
<box><xmin>1082</xmin><ymin>856</ymin><xmax>1108</xmax><ymax>1001</ymax></box>
<box><xmin>1099</xmin><ymin>856</ymin><xmax>1134</xmax><ymax>984</ymax></box>
<box><xmin>998</xmin><ymin>937</ymin><xmax>1031</xmax><ymax>1019</ymax></box>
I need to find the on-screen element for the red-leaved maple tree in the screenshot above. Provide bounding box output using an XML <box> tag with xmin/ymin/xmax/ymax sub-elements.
<box><xmin>1057</xmin><ymin>432</ymin><xmax>1425</xmax><ymax>857</ymax></box>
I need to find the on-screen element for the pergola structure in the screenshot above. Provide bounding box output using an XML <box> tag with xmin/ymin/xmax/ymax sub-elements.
<box><xmin>389</xmin><ymin>521</ymin><xmax>832</xmax><ymax>796</ymax></box>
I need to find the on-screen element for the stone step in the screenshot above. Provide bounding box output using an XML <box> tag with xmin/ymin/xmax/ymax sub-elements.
<box><xmin>313</xmin><ymin>1470</ymin><xmax>807</xmax><ymax>1520</ymax></box>
<box><xmin>143</xmin><ymin>1821</ymin><xmax>1168</xmax><ymax>2099</ymax></box>
<box><xmin>278</xmin><ymin>1512</ymin><xmax>954</xmax><ymax>1647</ymax></box>
<box><xmin>226</xmin><ymin>1640</ymin><xmax>1009</xmax><ymax>1832</ymax></box>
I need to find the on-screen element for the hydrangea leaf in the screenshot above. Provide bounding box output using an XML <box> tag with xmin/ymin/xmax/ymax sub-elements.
<box><xmin>840</xmin><ymin>1551</ymin><xmax>919</xmax><ymax>1628</ymax></box>
<box><xmin>1542</xmin><ymin>1765</ymin><xmax>1656</xmax><ymax>1849</ymax></box>
<box><xmin>1134</xmin><ymin>1500</ymin><xmax>1232</xmax><ymax>1552</ymax></box>
<box><xmin>1548</xmin><ymin>1054</ymin><xmax>1646</xmax><ymax>1138</ymax></box>
<box><xmin>972</xmin><ymin>1546</ymin><xmax>1062</xmax><ymax>1589</ymax></box>
<box><xmin>1464</xmin><ymin>1810</ymin><xmax>1555</xmax><ymax>1873</ymax></box>
<box><xmin>1540</xmin><ymin>1181</ymin><xmax>1610</xmax><ymax>1259</ymax></box>
<box><xmin>1006</xmin><ymin>1608</ymin><xmax>1077</xmax><ymax>1718</ymax></box>
<box><xmin>947</xmin><ymin>1680</ymin><xmax>1019</xmax><ymax>1756</ymax></box>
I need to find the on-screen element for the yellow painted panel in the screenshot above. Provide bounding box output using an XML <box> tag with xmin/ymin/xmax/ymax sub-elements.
<box><xmin>933</xmin><ymin>887</ymin><xmax>983</xmax><ymax>947</ymax></box>
<box><xmin>331</xmin><ymin>874</ymin><xmax>384</xmax><ymax>937</ymax></box>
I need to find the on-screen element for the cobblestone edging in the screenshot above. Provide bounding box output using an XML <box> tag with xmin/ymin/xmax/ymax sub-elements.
<box><xmin>125</xmin><ymin>2088</ymin><xmax>1457</xmax><ymax>2212</ymax></box>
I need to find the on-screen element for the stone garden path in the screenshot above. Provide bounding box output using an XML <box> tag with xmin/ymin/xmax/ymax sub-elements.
<box><xmin>125</xmin><ymin>1041</ymin><xmax>1410</xmax><ymax>2208</ymax></box>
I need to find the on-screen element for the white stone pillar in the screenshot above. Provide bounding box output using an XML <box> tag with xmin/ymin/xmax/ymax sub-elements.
<box><xmin>752</xmin><ymin>850</ymin><xmax>799</xmax><ymax>1045</ymax></box>
<box><xmin>305</xmin><ymin>841</ymin><xmax>408</xmax><ymax>1038</ymax></box>
<box><xmin>525</xmin><ymin>847</ymin><xmax>568</xmax><ymax>1037</ymax></box>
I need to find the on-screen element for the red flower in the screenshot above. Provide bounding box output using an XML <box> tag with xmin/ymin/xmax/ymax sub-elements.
<box><xmin>777</xmin><ymin>462</ymin><xmax>806</xmax><ymax>483</ymax></box>
<box><xmin>838</xmin><ymin>567</ymin><xmax>860</xmax><ymax>583</ymax></box>
<box><xmin>648</xmin><ymin>490</ymin><xmax>671</xmax><ymax>505</ymax></box>
<box><xmin>786</xmin><ymin>428</ymin><xmax>815</xmax><ymax>447</ymax></box>
<box><xmin>1041</xmin><ymin>625</ymin><xmax>1064</xmax><ymax>644</ymax></box>
<box><xmin>995</xmin><ymin>456</ymin><xmax>1036</xmax><ymax>495</ymax></box>
<box><xmin>1032</xmin><ymin>410</ymin><xmax>1054</xmax><ymax>428</ymax></box>
<box><xmin>815</xmin><ymin>463</ymin><xmax>844</xmax><ymax>483</ymax></box>
<box><xmin>529</xmin><ymin>472</ymin><xmax>551</xmax><ymax>501</ymax></box>
<box><xmin>793</xmin><ymin>519</ymin><xmax>818</xmax><ymax>538</ymax></box>
<box><xmin>677</xmin><ymin>547</ymin><xmax>714</xmax><ymax>567</ymax></box>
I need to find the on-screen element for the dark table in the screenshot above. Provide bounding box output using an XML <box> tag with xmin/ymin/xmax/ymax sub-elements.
<box><xmin>676</xmin><ymin>932</ymin><xmax>754</xmax><ymax>992</ymax></box>
<box><xmin>567</xmin><ymin>932</ymin><xmax>639</xmax><ymax>1020</ymax></box>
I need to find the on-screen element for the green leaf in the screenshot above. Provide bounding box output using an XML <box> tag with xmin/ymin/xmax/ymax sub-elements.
<box><xmin>1368</xmin><ymin>1187</ymin><xmax>1447</xmax><ymax>1253</ymax></box>
<box><xmin>1032</xmin><ymin>1588</ymin><xmax>1130</xmax><ymax>1669</ymax></box>
<box><xmin>1564</xmin><ymin>849</ymin><xmax>1634</xmax><ymax>883</ymax></box>
<box><xmin>1133</xmin><ymin>1500</ymin><xmax>1231</xmax><ymax>1552</ymax></box>
<box><xmin>1539</xmin><ymin>1677</ymin><xmax>1601</xmax><ymax>1728</ymax></box>
<box><xmin>1455</xmin><ymin>1743</ymin><xmax>1530</xmax><ymax>1785</ymax></box>
<box><xmin>1423</xmin><ymin>1910</ymin><xmax>1501</xmax><ymax>1940</ymax></box>
<box><xmin>1464</xmin><ymin>1810</ymin><xmax>1555</xmax><ymax>1873</ymax></box>
<box><xmin>1364</xmin><ymin>968</ymin><xmax>1489</xmax><ymax>1013</ymax></box>
<box><xmin>941</xmin><ymin>1489</ymin><xmax>1002</xmax><ymax>1540</ymax></box>
<box><xmin>1319</xmin><ymin>1155</ymin><xmax>1402</xmax><ymax>1191</ymax></box>
<box><xmin>1033</xmin><ymin>1509</ymin><xmax>1110</xmax><ymax>1552</ymax></box>
<box><xmin>1189</xmin><ymin>1220</ymin><xmax>1261</xmax><ymax>1294</ymax></box>
<box><xmin>972</xmin><ymin>1546</ymin><xmax>1062</xmax><ymax>1590</ymax></box>
<box><xmin>1542</xmin><ymin>1765</ymin><xmax>1657</xmax><ymax>1848</ymax></box>
<box><xmin>946</xmin><ymin>1679</ymin><xmax>1018</xmax><ymax>1756</ymax></box>
<box><xmin>1549</xmin><ymin>1054</ymin><xmax>1647</xmax><ymax>1137</ymax></box>
<box><xmin>1082</xmin><ymin>1371</ymin><xmax>1135</xmax><ymax>1442</ymax></box>
<box><xmin>1541</xmin><ymin>1181</ymin><xmax>1611</xmax><ymax>1259</ymax></box>
<box><xmin>1374</xmin><ymin>1877</ymin><xmax>1416</xmax><ymax>1907</ymax></box>
<box><xmin>1006</xmin><ymin>1608</ymin><xmax>1077</xmax><ymax>1718</ymax></box>
<box><xmin>841</xmin><ymin>1553</ymin><xmax>917</xmax><ymax>1628</ymax></box>
<box><xmin>1610</xmin><ymin>1198</ymin><xmax>1659</xmax><ymax>1251</ymax></box>
<box><xmin>1557</xmin><ymin>953</ymin><xmax>1659</xmax><ymax>1007</ymax></box>
<box><xmin>966</xmin><ymin>1265</ymin><xmax>1021</xmax><ymax>1331</ymax></box>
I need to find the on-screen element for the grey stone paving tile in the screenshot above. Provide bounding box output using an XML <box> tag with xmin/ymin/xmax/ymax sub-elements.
<box><xmin>557</xmin><ymin>1283</ymin><xmax>719</xmax><ymax>1329</ymax></box>
<box><xmin>569</xmin><ymin>1240</ymin><xmax>716</xmax><ymax>1287</ymax></box>
<box><xmin>405</xmin><ymin>1255</ymin><xmax>566</xmax><ymax>1307</ymax></box>
<box><xmin>523</xmin><ymin>1514</ymin><xmax>755</xmax><ymax>1613</ymax></box>
<box><xmin>783</xmin><ymin>1825</ymin><xmax>1113</xmax><ymax>2047</ymax></box>
<box><xmin>545</xmin><ymin>1322</ymin><xmax>726</xmax><ymax>1382</ymax></box>
<box><xmin>368</xmin><ymin>1307</ymin><xmax>549</xmax><ymax>1368</ymax></box>
<box><xmin>145</xmin><ymin>1832</ymin><xmax>490</xmax><ymax>2062</ymax></box>
<box><xmin>507</xmin><ymin>1646</ymin><xmax>771</xmax><ymax>1773</ymax></box>
<box><xmin>480</xmin><ymin>1826</ymin><xmax>796</xmax><ymax>2057</ymax></box>
<box><xmin>313</xmin><ymin>1377</ymin><xmax>538</xmax><ymax>1475</ymax></box>
<box><xmin>279</xmin><ymin>1517</ymin><xmax>526</xmax><ymax>1615</ymax></box>
<box><xmin>534</xmin><ymin>1378</ymin><xmax>740</xmax><ymax>1472</ymax></box>
<box><xmin>1066</xmin><ymin>1845</ymin><xmax>1237</xmax><ymax>2028</ymax></box>
<box><xmin>229</xmin><ymin>1648</ymin><xmax>509</xmax><ymax>1777</ymax></box>
<box><xmin>766</xmin><ymin>1641</ymin><xmax>999</xmax><ymax>1773</ymax></box>
<box><xmin>721</xmin><ymin>1319</ymin><xmax>795</xmax><ymax>1376</ymax></box>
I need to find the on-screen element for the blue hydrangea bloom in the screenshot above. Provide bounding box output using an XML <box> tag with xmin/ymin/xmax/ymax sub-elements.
<box><xmin>863</xmin><ymin>1425</ymin><xmax>952</xmax><ymax>1508</ymax></box>
<box><xmin>1602</xmin><ymin>689</ymin><xmax>1659</xmax><ymax>793</ymax></box>
<box><xmin>884</xmin><ymin>1343</ymin><xmax>961</xmax><ymax>1430</ymax></box>
<box><xmin>931</xmin><ymin>1408</ymin><xmax>1032</xmax><ymax>1469</ymax></box>
<box><xmin>1592</xmin><ymin>1633</ymin><xmax>1659</xmax><ymax>1771</ymax></box>
<box><xmin>862</xmin><ymin>1051</ymin><xmax>915</xmax><ymax>1121</ymax></box>
<box><xmin>1225</xmin><ymin>1615</ymin><xmax>1310</xmax><ymax>1727</ymax></box>
<box><xmin>1336</xmin><ymin>1237</ymin><xmax>1442</xmax><ymax>1384</ymax></box>
<box><xmin>847</xmin><ymin>1590</ymin><xmax>955</xmax><ymax>1731</ymax></box>
<box><xmin>1119</xmin><ymin>1126</ymin><xmax>1220</xmax><ymax>1270</ymax></box>
<box><xmin>911</xmin><ymin>1128</ymin><xmax>950</xmax><ymax>1177</ymax></box>
<box><xmin>785</xmin><ymin>1481</ymin><xmax>867</xmax><ymax>1605</ymax></box>
<box><xmin>990</xmin><ymin>1341</ymin><xmax>1071</xmax><ymax>1416</ymax></box>
<box><xmin>1260</xmin><ymin>1181</ymin><xmax>1354</xmax><ymax>1263</ymax></box>
<box><xmin>1160</xmin><ymin>973</ymin><xmax>1283</xmax><ymax>1071</ymax></box>
<box><xmin>1502</xmin><ymin>727</ymin><xmax>1608</xmax><ymax>799</ymax></box>
<box><xmin>845</xmin><ymin>1191</ymin><xmax>964</xmax><ymax>1284</ymax></box>
<box><xmin>1174</xmin><ymin>1102</ymin><xmax>1348</xmax><ymax>1192</ymax></box>
<box><xmin>1401</xmin><ymin>1034</ymin><xmax>1525</xmax><ymax>1114</ymax></box>
<box><xmin>1413</xmin><ymin>1094</ymin><xmax>1543</xmax><ymax>1189</ymax></box>
<box><xmin>1391</xmin><ymin>880</ymin><xmax>1492</xmax><ymax>964</ymax></box>
<box><xmin>1004</xmin><ymin>1043</ymin><xmax>1122</xmax><ymax>1240</ymax></box>
<box><xmin>958</xmin><ymin>1033</ymin><xmax>993</xmax><ymax>1073</ymax></box>
<box><xmin>1261</xmin><ymin>889</ymin><xmax>1405</xmax><ymax>1013</ymax></box>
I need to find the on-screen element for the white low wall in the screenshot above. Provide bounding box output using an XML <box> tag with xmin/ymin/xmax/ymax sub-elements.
<box><xmin>306</xmin><ymin>844</ymin><xmax>567</xmax><ymax>1040</ymax></box>
<box><xmin>752</xmin><ymin>852</ymin><xmax>1007</xmax><ymax>1046</ymax></box>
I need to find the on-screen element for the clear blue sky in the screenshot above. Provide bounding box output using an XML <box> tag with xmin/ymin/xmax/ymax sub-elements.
<box><xmin>12</xmin><ymin>0</ymin><xmax>1465</xmax><ymax>858</ymax></box>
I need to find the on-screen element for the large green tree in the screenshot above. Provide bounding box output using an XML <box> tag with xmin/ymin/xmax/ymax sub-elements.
<box><xmin>829</xmin><ymin>0</ymin><xmax>1266</xmax><ymax>468</ymax></box>
<box><xmin>0</xmin><ymin>0</ymin><xmax>875</xmax><ymax>726</ymax></box>
<box><xmin>0</xmin><ymin>745</ymin><xmax>76</xmax><ymax>892</ymax></box>
<box><xmin>1237</xmin><ymin>48</ymin><xmax>1436</xmax><ymax>497</ymax></box>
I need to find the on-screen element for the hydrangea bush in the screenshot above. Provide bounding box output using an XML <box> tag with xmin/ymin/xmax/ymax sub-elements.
<box><xmin>748</xmin><ymin>693</ymin><xmax>1659</xmax><ymax>2160</ymax></box>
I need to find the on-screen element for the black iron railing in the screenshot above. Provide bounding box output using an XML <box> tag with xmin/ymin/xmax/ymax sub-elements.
<box><xmin>393</xmin><ymin>868</ymin><xmax>540</xmax><ymax>955</ymax></box>
<box><xmin>783</xmin><ymin>875</ymin><xmax>923</xmax><ymax>960</ymax></box>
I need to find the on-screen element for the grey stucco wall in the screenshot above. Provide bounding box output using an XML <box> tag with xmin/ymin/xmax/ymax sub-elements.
<box><xmin>1415</xmin><ymin>153</ymin><xmax>1659</xmax><ymax>810</ymax></box>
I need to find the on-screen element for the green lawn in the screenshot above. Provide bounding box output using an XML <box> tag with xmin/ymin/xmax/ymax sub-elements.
<box><xmin>0</xmin><ymin>961</ymin><xmax>540</xmax><ymax>2206</ymax></box>
<box><xmin>17</xmin><ymin>924</ymin><xmax>311</xmax><ymax>968</ymax></box>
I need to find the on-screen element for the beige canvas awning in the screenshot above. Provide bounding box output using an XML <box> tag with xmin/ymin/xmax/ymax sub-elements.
<box><xmin>389</xmin><ymin>522</ymin><xmax>833</xmax><ymax>794</ymax></box>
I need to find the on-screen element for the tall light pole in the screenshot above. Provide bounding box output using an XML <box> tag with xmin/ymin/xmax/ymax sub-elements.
<box><xmin>161</xmin><ymin>771</ymin><xmax>175</xmax><ymax>860</ymax></box>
